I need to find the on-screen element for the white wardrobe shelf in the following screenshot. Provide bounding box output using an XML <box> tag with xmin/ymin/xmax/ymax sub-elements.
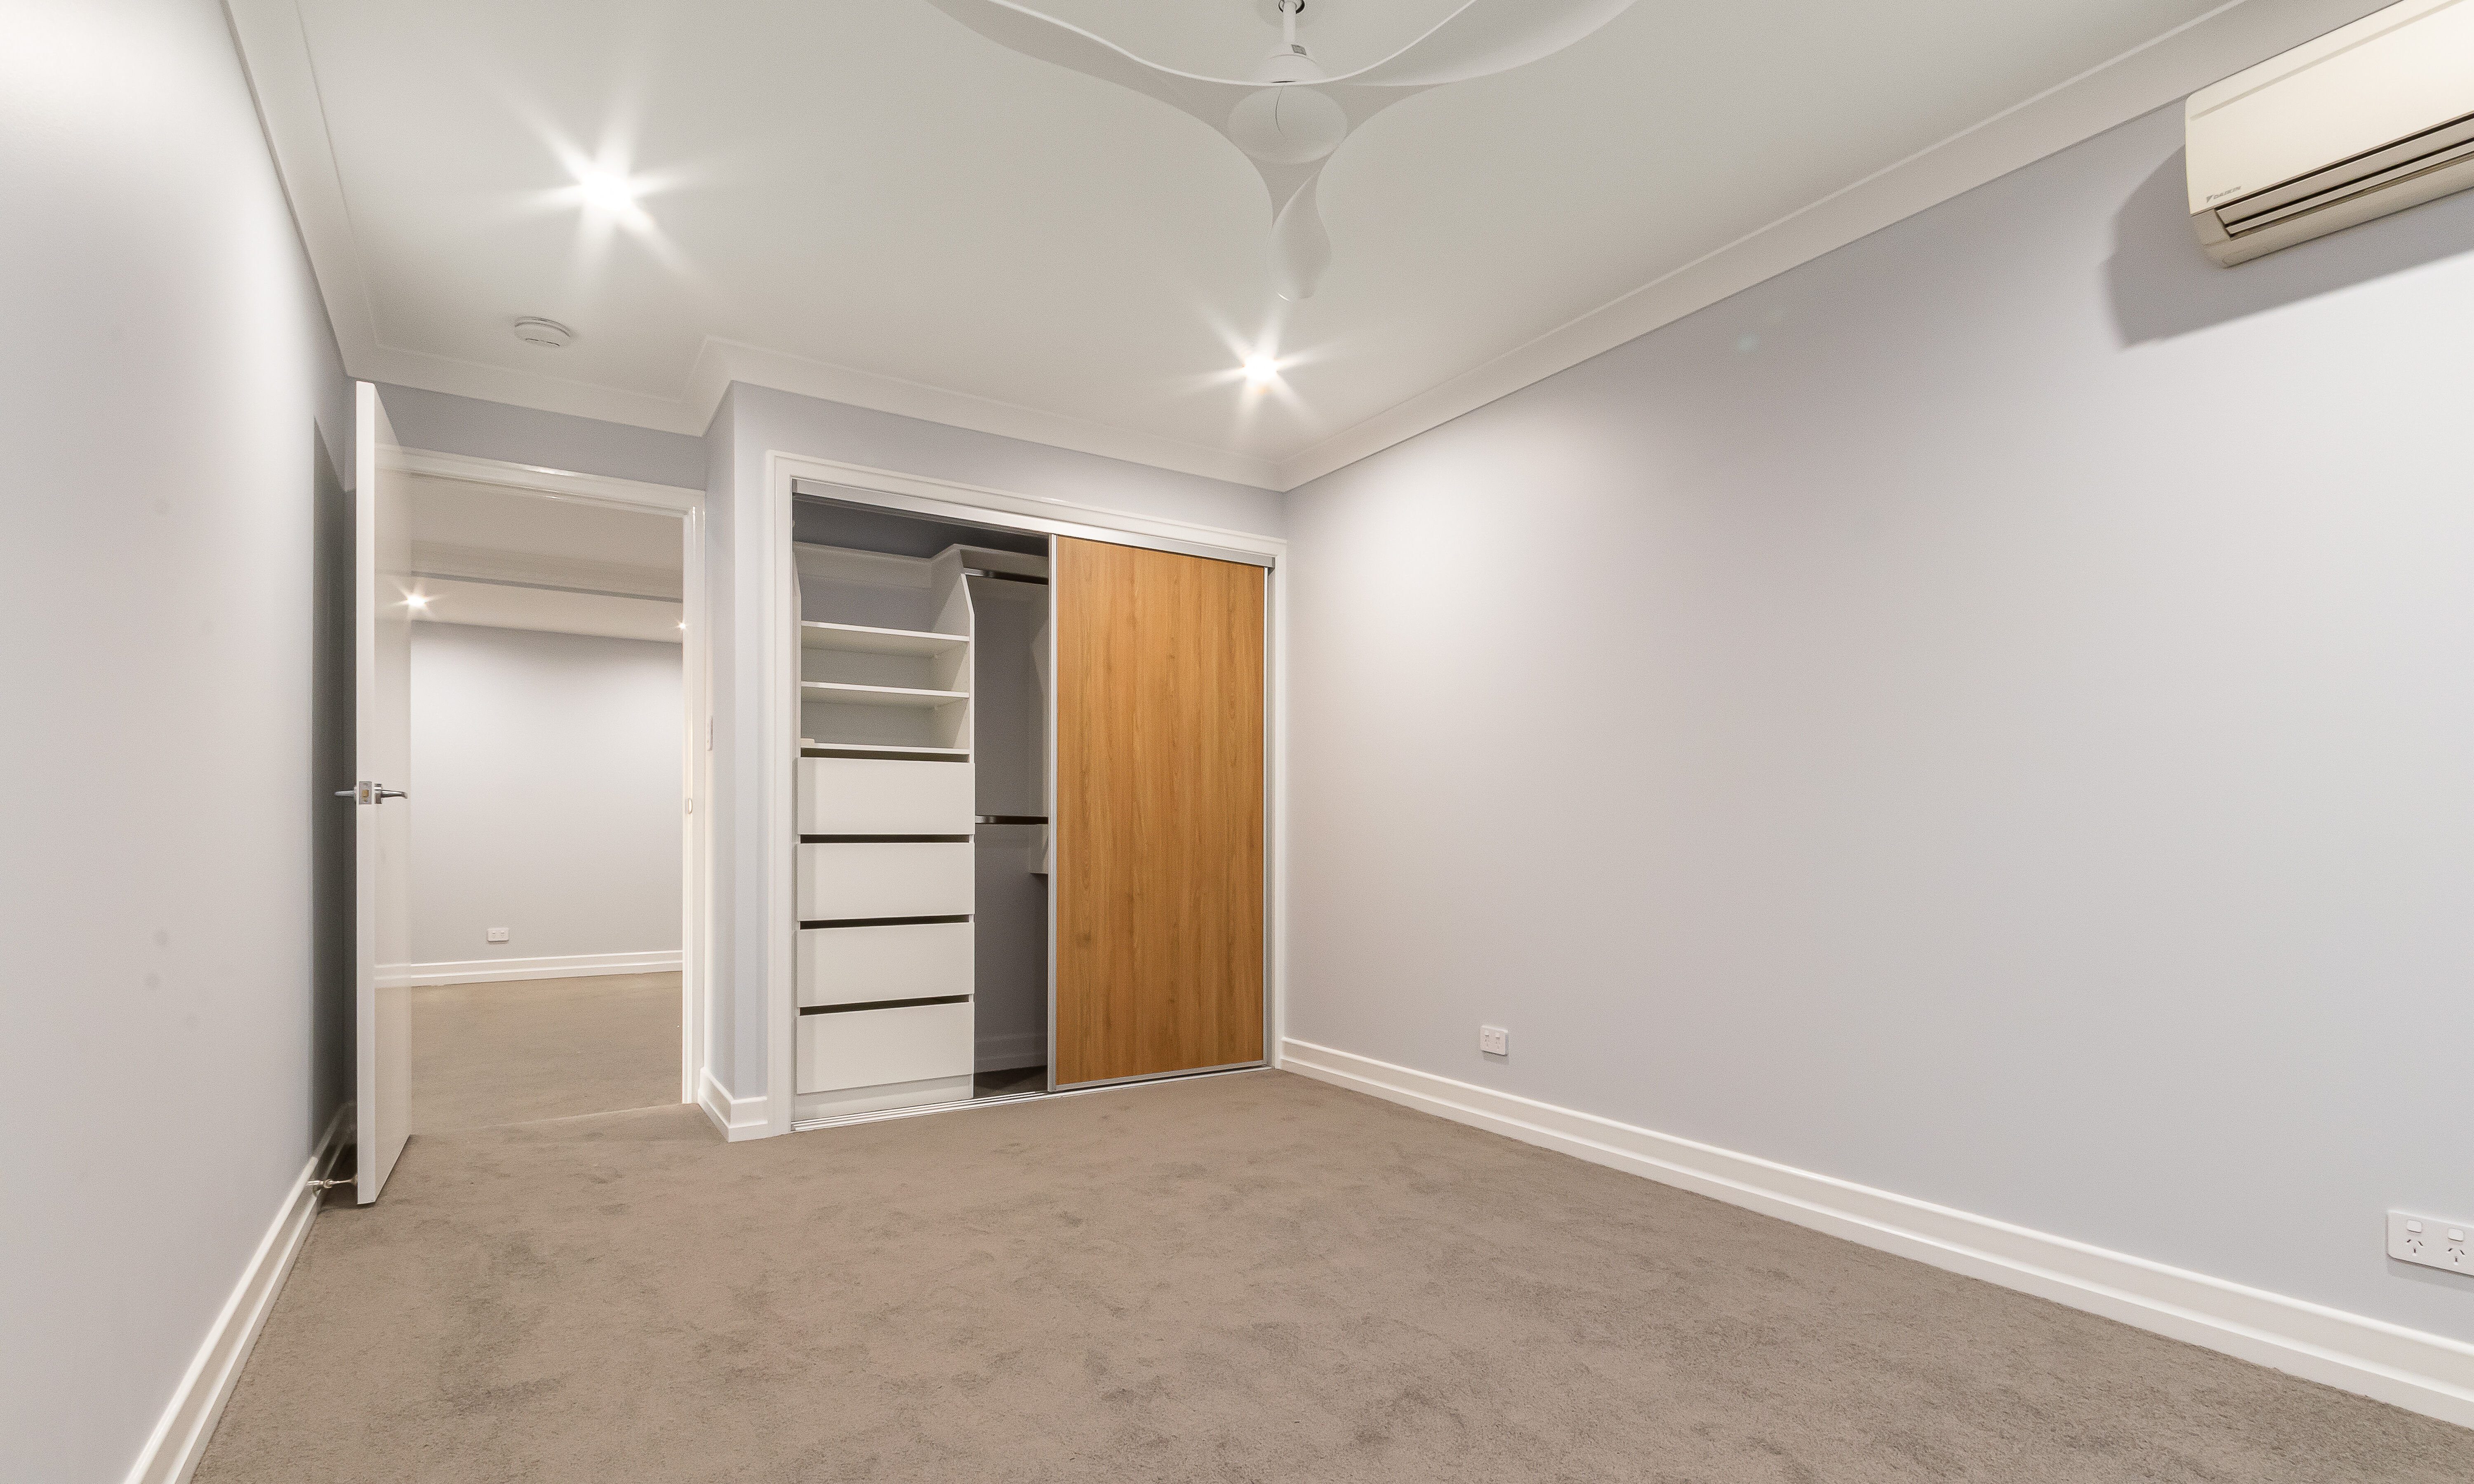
<box><xmin>800</xmin><ymin>681</ymin><xmax>970</xmax><ymax>709</ymax></box>
<box><xmin>800</xmin><ymin>621</ymin><xmax>969</xmax><ymax>656</ymax></box>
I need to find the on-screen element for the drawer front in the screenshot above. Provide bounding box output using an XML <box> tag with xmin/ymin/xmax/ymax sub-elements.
<box><xmin>797</xmin><ymin>1001</ymin><xmax>975</xmax><ymax>1094</ymax></box>
<box><xmin>798</xmin><ymin>757</ymin><xmax>973</xmax><ymax>835</ymax></box>
<box><xmin>798</xmin><ymin>922</ymin><xmax>973</xmax><ymax>1007</ymax></box>
<box><xmin>798</xmin><ymin>842</ymin><xmax>972</xmax><ymax>920</ymax></box>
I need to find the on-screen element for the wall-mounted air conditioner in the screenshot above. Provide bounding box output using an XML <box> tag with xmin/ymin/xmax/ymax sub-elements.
<box><xmin>2187</xmin><ymin>0</ymin><xmax>2474</xmax><ymax>266</ymax></box>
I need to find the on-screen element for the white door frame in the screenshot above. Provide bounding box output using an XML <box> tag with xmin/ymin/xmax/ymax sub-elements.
<box><xmin>758</xmin><ymin>451</ymin><xmax>1288</xmax><ymax>1138</ymax></box>
<box><xmin>394</xmin><ymin>447</ymin><xmax>715</xmax><ymax>1109</ymax></box>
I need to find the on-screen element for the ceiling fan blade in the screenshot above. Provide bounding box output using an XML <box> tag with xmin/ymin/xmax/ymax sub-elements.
<box><xmin>917</xmin><ymin>0</ymin><xmax>1389</xmax><ymax>248</ymax></box>
<box><xmin>1268</xmin><ymin>174</ymin><xmax>1332</xmax><ymax>301</ymax></box>
<box><xmin>1343</xmin><ymin>0</ymin><xmax>1637</xmax><ymax>88</ymax></box>
<box><xmin>920</xmin><ymin>0</ymin><xmax>1636</xmax><ymax>95</ymax></box>
<box><xmin>915</xmin><ymin>0</ymin><xmax>1630</xmax><ymax>299</ymax></box>
<box><xmin>914</xmin><ymin>0</ymin><xmax>1255</xmax><ymax>105</ymax></box>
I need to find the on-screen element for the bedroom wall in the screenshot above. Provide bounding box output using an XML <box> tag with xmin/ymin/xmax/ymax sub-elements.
<box><xmin>377</xmin><ymin>382</ymin><xmax>707</xmax><ymax>491</ymax></box>
<box><xmin>0</xmin><ymin>1</ymin><xmax>355</xmax><ymax>1476</ymax></box>
<box><xmin>1283</xmin><ymin>101</ymin><xmax>2474</xmax><ymax>1345</ymax></box>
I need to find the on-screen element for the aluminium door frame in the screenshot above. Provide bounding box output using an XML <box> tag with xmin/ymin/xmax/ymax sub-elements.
<box><xmin>763</xmin><ymin>453</ymin><xmax>1287</xmax><ymax>1138</ymax></box>
<box><xmin>390</xmin><ymin>447</ymin><xmax>716</xmax><ymax>1114</ymax></box>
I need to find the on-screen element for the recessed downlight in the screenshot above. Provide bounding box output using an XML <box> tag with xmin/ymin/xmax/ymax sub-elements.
<box><xmin>578</xmin><ymin>171</ymin><xmax>637</xmax><ymax>212</ymax></box>
<box><xmin>513</xmin><ymin>317</ymin><xmax>574</xmax><ymax>349</ymax></box>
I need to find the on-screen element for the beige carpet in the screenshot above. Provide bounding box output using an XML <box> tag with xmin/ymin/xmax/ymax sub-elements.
<box><xmin>412</xmin><ymin>971</ymin><xmax>681</xmax><ymax>1132</ymax></box>
<box><xmin>199</xmin><ymin>1070</ymin><xmax>2474</xmax><ymax>1482</ymax></box>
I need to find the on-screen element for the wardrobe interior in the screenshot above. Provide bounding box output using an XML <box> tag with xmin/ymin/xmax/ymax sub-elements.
<box><xmin>791</xmin><ymin>488</ymin><xmax>1271</xmax><ymax>1127</ymax></box>
<box><xmin>794</xmin><ymin>494</ymin><xmax>1052</xmax><ymax>1122</ymax></box>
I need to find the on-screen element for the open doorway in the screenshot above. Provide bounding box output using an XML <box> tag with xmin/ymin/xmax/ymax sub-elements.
<box><xmin>398</xmin><ymin>461</ymin><xmax>702</xmax><ymax>1134</ymax></box>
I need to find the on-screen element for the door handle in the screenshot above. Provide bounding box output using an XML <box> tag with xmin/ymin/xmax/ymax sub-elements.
<box><xmin>334</xmin><ymin>781</ymin><xmax>410</xmax><ymax>804</ymax></box>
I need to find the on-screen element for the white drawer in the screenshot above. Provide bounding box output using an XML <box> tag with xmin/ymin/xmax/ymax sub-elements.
<box><xmin>798</xmin><ymin>757</ymin><xmax>973</xmax><ymax>835</ymax></box>
<box><xmin>798</xmin><ymin>922</ymin><xmax>973</xmax><ymax>1007</ymax></box>
<box><xmin>797</xmin><ymin>842</ymin><xmax>972</xmax><ymax>920</ymax></box>
<box><xmin>797</xmin><ymin>1001</ymin><xmax>975</xmax><ymax>1094</ymax></box>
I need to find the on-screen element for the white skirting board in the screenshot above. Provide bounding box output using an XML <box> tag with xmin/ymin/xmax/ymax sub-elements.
<box><xmin>1279</xmin><ymin>1038</ymin><xmax>2474</xmax><ymax>1431</ymax></box>
<box><xmin>697</xmin><ymin>1069</ymin><xmax>772</xmax><ymax>1143</ymax></box>
<box><xmin>405</xmin><ymin>950</ymin><xmax>682</xmax><ymax>986</ymax></box>
<box><xmin>121</xmin><ymin>1103</ymin><xmax>351</xmax><ymax>1484</ymax></box>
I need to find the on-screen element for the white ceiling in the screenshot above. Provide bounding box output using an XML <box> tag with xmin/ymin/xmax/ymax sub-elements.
<box><xmin>409</xmin><ymin>473</ymin><xmax>684</xmax><ymax>641</ymax></box>
<box><xmin>237</xmin><ymin>0</ymin><xmax>2371</xmax><ymax>488</ymax></box>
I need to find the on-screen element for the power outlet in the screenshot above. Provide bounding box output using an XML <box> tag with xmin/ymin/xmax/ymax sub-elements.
<box><xmin>1478</xmin><ymin>1025</ymin><xmax>1509</xmax><ymax>1057</ymax></box>
<box><xmin>2389</xmin><ymin>1211</ymin><xmax>2474</xmax><ymax>1276</ymax></box>
<box><xmin>485</xmin><ymin>926</ymin><xmax>510</xmax><ymax>943</ymax></box>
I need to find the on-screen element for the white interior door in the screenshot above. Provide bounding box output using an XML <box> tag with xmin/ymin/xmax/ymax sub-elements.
<box><xmin>350</xmin><ymin>383</ymin><xmax>413</xmax><ymax>1202</ymax></box>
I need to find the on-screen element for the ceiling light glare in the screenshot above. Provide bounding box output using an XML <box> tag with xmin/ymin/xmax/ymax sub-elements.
<box><xmin>1243</xmin><ymin>355</ymin><xmax>1280</xmax><ymax>385</ymax></box>
<box><xmin>578</xmin><ymin>170</ymin><xmax>637</xmax><ymax>212</ymax></box>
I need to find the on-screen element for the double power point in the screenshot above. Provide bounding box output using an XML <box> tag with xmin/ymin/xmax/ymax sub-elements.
<box><xmin>1478</xmin><ymin>1025</ymin><xmax>1509</xmax><ymax>1057</ymax></box>
<box><xmin>2389</xmin><ymin>1211</ymin><xmax>2473</xmax><ymax>1276</ymax></box>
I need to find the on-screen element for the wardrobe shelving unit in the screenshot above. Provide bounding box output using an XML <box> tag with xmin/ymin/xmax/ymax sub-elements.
<box><xmin>793</xmin><ymin>544</ymin><xmax>982</xmax><ymax>1118</ymax></box>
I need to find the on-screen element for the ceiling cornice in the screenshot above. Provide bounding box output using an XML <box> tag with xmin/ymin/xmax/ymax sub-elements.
<box><xmin>227</xmin><ymin>0</ymin><xmax>383</xmax><ymax>378</ymax></box>
<box><xmin>230</xmin><ymin>0</ymin><xmax>2383</xmax><ymax>496</ymax></box>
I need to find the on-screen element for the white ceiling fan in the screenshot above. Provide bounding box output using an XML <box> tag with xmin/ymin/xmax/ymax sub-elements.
<box><xmin>918</xmin><ymin>0</ymin><xmax>1638</xmax><ymax>299</ymax></box>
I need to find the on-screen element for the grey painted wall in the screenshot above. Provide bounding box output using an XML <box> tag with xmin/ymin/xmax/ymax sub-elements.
<box><xmin>378</xmin><ymin>382</ymin><xmax>708</xmax><ymax>490</ymax></box>
<box><xmin>0</xmin><ymin>1</ymin><xmax>355</xmax><ymax>1476</ymax></box>
<box><xmin>700</xmin><ymin>381</ymin><xmax>1285</xmax><ymax>1101</ymax></box>
<box><xmin>410</xmin><ymin>624</ymin><xmax>683</xmax><ymax>968</ymax></box>
<box><xmin>1284</xmin><ymin>102</ymin><xmax>2474</xmax><ymax>1342</ymax></box>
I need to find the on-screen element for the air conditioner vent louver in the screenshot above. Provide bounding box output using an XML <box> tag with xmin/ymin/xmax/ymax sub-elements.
<box><xmin>2217</xmin><ymin>111</ymin><xmax>2474</xmax><ymax>237</ymax></box>
<box><xmin>2188</xmin><ymin>0</ymin><xmax>2474</xmax><ymax>266</ymax></box>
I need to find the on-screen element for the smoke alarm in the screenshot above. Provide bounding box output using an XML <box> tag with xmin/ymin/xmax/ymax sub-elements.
<box><xmin>513</xmin><ymin>317</ymin><xmax>574</xmax><ymax>349</ymax></box>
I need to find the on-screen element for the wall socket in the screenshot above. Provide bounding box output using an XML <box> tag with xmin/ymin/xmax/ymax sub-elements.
<box><xmin>485</xmin><ymin>927</ymin><xmax>510</xmax><ymax>943</ymax></box>
<box><xmin>2388</xmin><ymin>1211</ymin><xmax>2473</xmax><ymax>1276</ymax></box>
<box><xmin>1478</xmin><ymin>1025</ymin><xmax>1509</xmax><ymax>1057</ymax></box>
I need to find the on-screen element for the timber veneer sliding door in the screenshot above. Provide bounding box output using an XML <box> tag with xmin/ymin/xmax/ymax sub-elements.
<box><xmin>1055</xmin><ymin>537</ymin><xmax>1265</xmax><ymax>1086</ymax></box>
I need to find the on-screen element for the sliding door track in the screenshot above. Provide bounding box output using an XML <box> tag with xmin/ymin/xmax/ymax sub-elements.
<box><xmin>789</xmin><ymin>1063</ymin><xmax>1270</xmax><ymax>1134</ymax></box>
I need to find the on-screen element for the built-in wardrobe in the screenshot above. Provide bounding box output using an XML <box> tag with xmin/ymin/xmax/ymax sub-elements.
<box><xmin>791</xmin><ymin>488</ymin><xmax>1266</xmax><ymax>1124</ymax></box>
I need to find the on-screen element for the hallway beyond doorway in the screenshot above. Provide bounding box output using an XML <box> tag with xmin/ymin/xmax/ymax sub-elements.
<box><xmin>412</xmin><ymin>972</ymin><xmax>680</xmax><ymax>1133</ymax></box>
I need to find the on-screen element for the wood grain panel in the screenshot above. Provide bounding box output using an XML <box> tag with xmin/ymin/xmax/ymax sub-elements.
<box><xmin>1055</xmin><ymin>538</ymin><xmax>1265</xmax><ymax>1085</ymax></box>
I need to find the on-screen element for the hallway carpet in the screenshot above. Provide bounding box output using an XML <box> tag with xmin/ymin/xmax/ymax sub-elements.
<box><xmin>412</xmin><ymin>971</ymin><xmax>680</xmax><ymax>1132</ymax></box>
<box><xmin>197</xmin><ymin>1071</ymin><xmax>2474</xmax><ymax>1483</ymax></box>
